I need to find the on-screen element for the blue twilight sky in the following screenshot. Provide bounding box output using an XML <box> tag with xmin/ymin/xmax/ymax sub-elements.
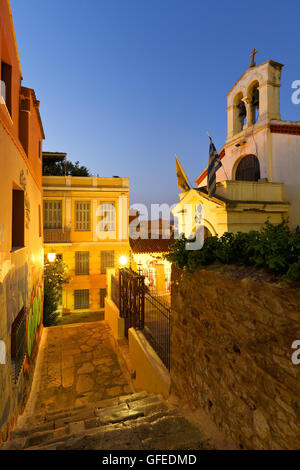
<box><xmin>11</xmin><ymin>0</ymin><xmax>300</xmax><ymax>209</ymax></box>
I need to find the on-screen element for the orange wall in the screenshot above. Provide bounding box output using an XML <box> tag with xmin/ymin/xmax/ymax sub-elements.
<box><xmin>0</xmin><ymin>0</ymin><xmax>44</xmax><ymax>191</ymax></box>
<box><xmin>0</xmin><ymin>0</ymin><xmax>44</xmax><ymax>442</ymax></box>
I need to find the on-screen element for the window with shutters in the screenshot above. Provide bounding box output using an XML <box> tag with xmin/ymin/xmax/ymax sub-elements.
<box><xmin>100</xmin><ymin>288</ymin><xmax>107</xmax><ymax>308</ymax></box>
<box><xmin>75</xmin><ymin>251</ymin><xmax>89</xmax><ymax>275</ymax></box>
<box><xmin>74</xmin><ymin>289</ymin><xmax>89</xmax><ymax>309</ymax></box>
<box><xmin>43</xmin><ymin>200</ymin><xmax>62</xmax><ymax>229</ymax></box>
<box><xmin>99</xmin><ymin>202</ymin><xmax>116</xmax><ymax>231</ymax></box>
<box><xmin>1</xmin><ymin>61</ymin><xmax>12</xmax><ymax>116</ymax></box>
<box><xmin>75</xmin><ymin>201</ymin><xmax>90</xmax><ymax>231</ymax></box>
<box><xmin>100</xmin><ymin>250</ymin><xmax>115</xmax><ymax>274</ymax></box>
<box><xmin>12</xmin><ymin>189</ymin><xmax>24</xmax><ymax>249</ymax></box>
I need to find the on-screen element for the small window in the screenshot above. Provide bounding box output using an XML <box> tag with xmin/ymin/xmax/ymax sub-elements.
<box><xmin>100</xmin><ymin>288</ymin><xmax>107</xmax><ymax>308</ymax></box>
<box><xmin>38</xmin><ymin>204</ymin><xmax>42</xmax><ymax>237</ymax></box>
<box><xmin>75</xmin><ymin>201</ymin><xmax>90</xmax><ymax>231</ymax></box>
<box><xmin>38</xmin><ymin>141</ymin><xmax>42</xmax><ymax>159</ymax></box>
<box><xmin>11</xmin><ymin>307</ymin><xmax>26</xmax><ymax>383</ymax></box>
<box><xmin>100</xmin><ymin>250</ymin><xmax>115</xmax><ymax>274</ymax></box>
<box><xmin>74</xmin><ymin>289</ymin><xmax>89</xmax><ymax>309</ymax></box>
<box><xmin>43</xmin><ymin>200</ymin><xmax>62</xmax><ymax>229</ymax></box>
<box><xmin>1</xmin><ymin>61</ymin><xmax>12</xmax><ymax>116</ymax></box>
<box><xmin>236</xmin><ymin>155</ymin><xmax>260</xmax><ymax>182</ymax></box>
<box><xmin>12</xmin><ymin>189</ymin><xmax>24</xmax><ymax>249</ymax></box>
<box><xmin>99</xmin><ymin>202</ymin><xmax>116</xmax><ymax>231</ymax></box>
<box><xmin>75</xmin><ymin>251</ymin><xmax>89</xmax><ymax>275</ymax></box>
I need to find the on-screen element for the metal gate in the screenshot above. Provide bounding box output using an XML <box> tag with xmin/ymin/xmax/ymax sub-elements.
<box><xmin>119</xmin><ymin>268</ymin><xmax>145</xmax><ymax>337</ymax></box>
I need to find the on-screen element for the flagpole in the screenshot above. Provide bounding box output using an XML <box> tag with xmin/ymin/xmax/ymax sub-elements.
<box><xmin>206</xmin><ymin>130</ymin><xmax>229</xmax><ymax>181</ymax></box>
<box><xmin>175</xmin><ymin>154</ymin><xmax>193</xmax><ymax>190</ymax></box>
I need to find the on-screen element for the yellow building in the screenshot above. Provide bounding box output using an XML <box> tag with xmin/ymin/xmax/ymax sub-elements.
<box><xmin>43</xmin><ymin>155</ymin><xmax>130</xmax><ymax>318</ymax></box>
<box><xmin>173</xmin><ymin>54</ymin><xmax>300</xmax><ymax>237</ymax></box>
<box><xmin>0</xmin><ymin>0</ymin><xmax>44</xmax><ymax>440</ymax></box>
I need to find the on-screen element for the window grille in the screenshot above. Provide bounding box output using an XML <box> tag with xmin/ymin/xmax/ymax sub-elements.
<box><xmin>75</xmin><ymin>201</ymin><xmax>90</xmax><ymax>231</ymax></box>
<box><xmin>11</xmin><ymin>307</ymin><xmax>26</xmax><ymax>383</ymax></box>
<box><xmin>100</xmin><ymin>250</ymin><xmax>115</xmax><ymax>274</ymax></box>
<box><xmin>75</xmin><ymin>251</ymin><xmax>89</xmax><ymax>275</ymax></box>
<box><xmin>100</xmin><ymin>288</ymin><xmax>107</xmax><ymax>308</ymax></box>
<box><xmin>74</xmin><ymin>289</ymin><xmax>89</xmax><ymax>309</ymax></box>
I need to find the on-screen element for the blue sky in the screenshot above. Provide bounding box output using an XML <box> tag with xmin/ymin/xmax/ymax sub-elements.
<box><xmin>11</xmin><ymin>0</ymin><xmax>300</xmax><ymax>208</ymax></box>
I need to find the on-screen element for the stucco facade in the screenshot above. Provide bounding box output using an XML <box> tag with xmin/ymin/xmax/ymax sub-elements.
<box><xmin>0</xmin><ymin>0</ymin><xmax>44</xmax><ymax>441</ymax></box>
<box><xmin>173</xmin><ymin>58</ymin><xmax>299</xmax><ymax>237</ymax></box>
<box><xmin>43</xmin><ymin>174</ymin><xmax>130</xmax><ymax>316</ymax></box>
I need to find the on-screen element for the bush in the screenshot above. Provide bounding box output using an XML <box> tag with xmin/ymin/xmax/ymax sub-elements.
<box><xmin>165</xmin><ymin>220</ymin><xmax>300</xmax><ymax>282</ymax></box>
<box><xmin>43</xmin><ymin>160</ymin><xmax>91</xmax><ymax>176</ymax></box>
<box><xmin>44</xmin><ymin>257</ymin><xmax>70</xmax><ymax>326</ymax></box>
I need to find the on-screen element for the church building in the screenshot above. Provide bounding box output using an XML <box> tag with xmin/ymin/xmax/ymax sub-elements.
<box><xmin>173</xmin><ymin>51</ymin><xmax>300</xmax><ymax>237</ymax></box>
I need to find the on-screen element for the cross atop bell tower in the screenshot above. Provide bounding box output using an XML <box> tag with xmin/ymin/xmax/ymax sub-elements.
<box><xmin>226</xmin><ymin>57</ymin><xmax>283</xmax><ymax>143</ymax></box>
<box><xmin>249</xmin><ymin>48</ymin><xmax>258</xmax><ymax>68</ymax></box>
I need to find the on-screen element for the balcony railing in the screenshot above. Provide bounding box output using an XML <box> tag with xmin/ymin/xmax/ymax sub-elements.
<box><xmin>44</xmin><ymin>228</ymin><xmax>71</xmax><ymax>243</ymax></box>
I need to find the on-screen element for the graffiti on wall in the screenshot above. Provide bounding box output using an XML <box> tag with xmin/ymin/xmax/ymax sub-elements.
<box><xmin>5</xmin><ymin>262</ymin><xmax>29</xmax><ymax>334</ymax></box>
<box><xmin>27</xmin><ymin>282</ymin><xmax>42</xmax><ymax>358</ymax></box>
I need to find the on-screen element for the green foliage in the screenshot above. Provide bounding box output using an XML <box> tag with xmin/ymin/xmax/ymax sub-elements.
<box><xmin>43</xmin><ymin>160</ymin><xmax>91</xmax><ymax>176</ymax></box>
<box><xmin>165</xmin><ymin>220</ymin><xmax>300</xmax><ymax>282</ymax></box>
<box><xmin>43</xmin><ymin>257</ymin><xmax>70</xmax><ymax>326</ymax></box>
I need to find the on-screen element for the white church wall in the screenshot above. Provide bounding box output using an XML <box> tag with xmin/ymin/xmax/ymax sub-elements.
<box><xmin>272</xmin><ymin>132</ymin><xmax>300</xmax><ymax>228</ymax></box>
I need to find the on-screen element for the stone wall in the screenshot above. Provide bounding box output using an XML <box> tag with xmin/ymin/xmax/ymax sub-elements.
<box><xmin>171</xmin><ymin>265</ymin><xmax>300</xmax><ymax>450</ymax></box>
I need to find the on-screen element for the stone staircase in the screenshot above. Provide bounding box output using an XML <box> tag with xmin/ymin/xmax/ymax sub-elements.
<box><xmin>1</xmin><ymin>391</ymin><xmax>212</xmax><ymax>450</ymax></box>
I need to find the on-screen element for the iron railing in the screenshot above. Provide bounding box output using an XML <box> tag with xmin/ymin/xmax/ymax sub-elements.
<box><xmin>144</xmin><ymin>293</ymin><xmax>171</xmax><ymax>370</ymax></box>
<box><xmin>44</xmin><ymin>228</ymin><xmax>71</xmax><ymax>243</ymax></box>
<box><xmin>112</xmin><ymin>268</ymin><xmax>171</xmax><ymax>370</ymax></box>
<box><xmin>111</xmin><ymin>274</ymin><xmax>120</xmax><ymax>309</ymax></box>
<box><xmin>119</xmin><ymin>268</ymin><xmax>145</xmax><ymax>337</ymax></box>
<box><xmin>11</xmin><ymin>307</ymin><xmax>26</xmax><ymax>383</ymax></box>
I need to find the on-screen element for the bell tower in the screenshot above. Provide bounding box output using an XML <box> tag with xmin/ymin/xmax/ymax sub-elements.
<box><xmin>226</xmin><ymin>51</ymin><xmax>283</xmax><ymax>143</ymax></box>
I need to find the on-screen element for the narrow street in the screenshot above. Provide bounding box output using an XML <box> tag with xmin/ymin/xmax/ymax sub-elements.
<box><xmin>23</xmin><ymin>321</ymin><xmax>132</xmax><ymax>417</ymax></box>
<box><xmin>2</xmin><ymin>321</ymin><xmax>216</xmax><ymax>450</ymax></box>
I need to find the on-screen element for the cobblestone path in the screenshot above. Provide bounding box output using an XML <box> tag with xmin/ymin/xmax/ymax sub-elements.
<box><xmin>27</xmin><ymin>321</ymin><xmax>132</xmax><ymax>416</ymax></box>
<box><xmin>1</xmin><ymin>321</ymin><xmax>232</xmax><ymax>450</ymax></box>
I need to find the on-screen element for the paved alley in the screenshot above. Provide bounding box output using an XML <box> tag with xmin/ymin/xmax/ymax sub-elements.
<box><xmin>1</xmin><ymin>321</ymin><xmax>232</xmax><ymax>450</ymax></box>
<box><xmin>25</xmin><ymin>321</ymin><xmax>132</xmax><ymax>417</ymax></box>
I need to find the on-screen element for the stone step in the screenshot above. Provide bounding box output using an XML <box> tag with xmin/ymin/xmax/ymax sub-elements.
<box><xmin>26</xmin><ymin>410</ymin><xmax>181</xmax><ymax>450</ymax></box>
<box><xmin>10</xmin><ymin>391</ymin><xmax>150</xmax><ymax>439</ymax></box>
<box><xmin>28</xmin><ymin>391</ymin><xmax>149</xmax><ymax>426</ymax></box>
<box><xmin>27</xmin><ymin>412</ymin><xmax>212</xmax><ymax>451</ymax></box>
<box><xmin>3</xmin><ymin>392</ymin><xmax>169</xmax><ymax>450</ymax></box>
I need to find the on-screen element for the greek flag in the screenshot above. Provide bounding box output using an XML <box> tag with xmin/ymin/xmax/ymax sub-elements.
<box><xmin>207</xmin><ymin>136</ymin><xmax>222</xmax><ymax>198</ymax></box>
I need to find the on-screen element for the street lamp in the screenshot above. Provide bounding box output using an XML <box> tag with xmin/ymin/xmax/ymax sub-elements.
<box><xmin>47</xmin><ymin>252</ymin><xmax>56</xmax><ymax>263</ymax></box>
<box><xmin>119</xmin><ymin>255</ymin><xmax>128</xmax><ymax>267</ymax></box>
